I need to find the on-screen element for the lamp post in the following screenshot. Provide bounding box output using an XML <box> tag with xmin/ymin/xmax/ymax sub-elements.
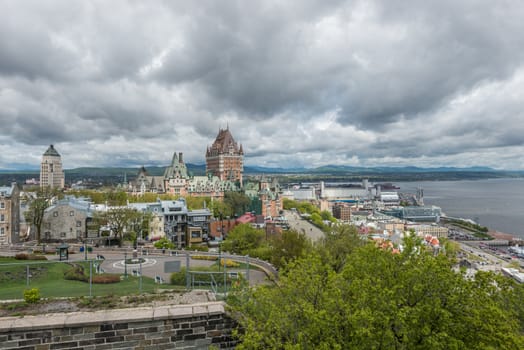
<box><xmin>124</xmin><ymin>250</ymin><xmax>128</xmax><ymax>278</ymax></box>
<box><xmin>218</xmin><ymin>241</ymin><xmax>221</xmax><ymax>272</ymax></box>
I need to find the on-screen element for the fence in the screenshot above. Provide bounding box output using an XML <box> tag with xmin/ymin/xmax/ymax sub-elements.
<box><xmin>0</xmin><ymin>248</ymin><xmax>277</xmax><ymax>301</ymax></box>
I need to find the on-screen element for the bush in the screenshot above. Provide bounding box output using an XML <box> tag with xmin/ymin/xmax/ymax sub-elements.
<box><xmin>64</xmin><ymin>264</ymin><xmax>88</xmax><ymax>282</ymax></box>
<box><xmin>92</xmin><ymin>274</ymin><xmax>120</xmax><ymax>284</ymax></box>
<box><xmin>23</xmin><ymin>288</ymin><xmax>41</xmax><ymax>304</ymax></box>
<box><xmin>64</xmin><ymin>264</ymin><xmax>120</xmax><ymax>284</ymax></box>
<box><xmin>220</xmin><ymin>258</ymin><xmax>240</xmax><ymax>268</ymax></box>
<box><xmin>154</xmin><ymin>237</ymin><xmax>176</xmax><ymax>250</ymax></box>
<box><xmin>190</xmin><ymin>245</ymin><xmax>209</xmax><ymax>252</ymax></box>
<box><xmin>171</xmin><ymin>267</ymin><xmax>187</xmax><ymax>285</ymax></box>
<box><xmin>192</xmin><ymin>255</ymin><xmax>217</xmax><ymax>261</ymax></box>
<box><xmin>15</xmin><ymin>253</ymin><xmax>47</xmax><ymax>260</ymax></box>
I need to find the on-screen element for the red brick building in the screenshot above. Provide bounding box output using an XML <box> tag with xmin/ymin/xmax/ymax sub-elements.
<box><xmin>206</xmin><ymin>127</ymin><xmax>244</xmax><ymax>185</ymax></box>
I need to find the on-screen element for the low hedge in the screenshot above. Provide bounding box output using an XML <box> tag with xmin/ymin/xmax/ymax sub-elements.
<box><xmin>15</xmin><ymin>253</ymin><xmax>47</xmax><ymax>261</ymax></box>
<box><xmin>92</xmin><ymin>275</ymin><xmax>120</xmax><ymax>284</ymax></box>
<box><xmin>191</xmin><ymin>255</ymin><xmax>217</xmax><ymax>261</ymax></box>
<box><xmin>64</xmin><ymin>264</ymin><xmax>120</xmax><ymax>284</ymax></box>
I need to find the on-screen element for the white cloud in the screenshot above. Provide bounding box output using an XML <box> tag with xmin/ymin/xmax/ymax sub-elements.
<box><xmin>1</xmin><ymin>0</ymin><xmax>524</xmax><ymax>170</ymax></box>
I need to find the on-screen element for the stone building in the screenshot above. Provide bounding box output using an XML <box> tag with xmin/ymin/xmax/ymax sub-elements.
<box><xmin>0</xmin><ymin>183</ymin><xmax>20</xmax><ymax>245</ymax></box>
<box><xmin>206</xmin><ymin>127</ymin><xmax>244</xmax><ymax>185</ymax></box>
<box><xmin>40</xmin><ymin>145</ymin><xmax>65</xmax><ymax>189</ymax></box>
<box><xmin>42</xmin><ymin>197</ymin><xmax>93</xmax><ymax>242</ymax></box>
<box><xmin>129</xmin><ymin>166</ymin><xmax>165</xmax><ymax>194</ymax></box>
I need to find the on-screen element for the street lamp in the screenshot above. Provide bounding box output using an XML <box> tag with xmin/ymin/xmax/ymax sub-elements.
<box><xmin>124</xmin><ymin>250</ymin><xmax>128</xmax><ymax>278</ymax></box>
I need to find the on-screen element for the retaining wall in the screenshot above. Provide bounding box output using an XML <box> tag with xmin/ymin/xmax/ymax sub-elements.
<box><xmin>0</xmin><ymin>301</ymin><xmax>237</xmax><ymax>349</ymax></box>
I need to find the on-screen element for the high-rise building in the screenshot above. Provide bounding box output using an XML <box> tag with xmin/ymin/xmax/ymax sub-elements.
<box><xmin>40</xmin><ymin>145</ymin><xmax>65</xmax><ymax>189</ymax></box>
<box><xmin>206</xmin><ymin>127</ymin><xmax>244</xmax><ymax>185</ymax></box>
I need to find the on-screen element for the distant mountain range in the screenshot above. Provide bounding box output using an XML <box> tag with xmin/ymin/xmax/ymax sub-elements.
<box><xmin>244</xmin><ymin>165</ymin><xmax>502</xmax><ymax>174</ymax></box>
<box><xmin>2</xmin><ymin>164</ymin><xmax>524</xmax><ymax>188</ymax></box>
<box><xmin>1</xmin><ymin>164</ymin><xmax>522</xmax><ymax>177</ymax></box>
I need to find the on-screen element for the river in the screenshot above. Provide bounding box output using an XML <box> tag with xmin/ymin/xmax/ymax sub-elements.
<box><xmin>396</xmin><ymin>178</ymin><xmax>524</xmax><ymax>238</ymax></box>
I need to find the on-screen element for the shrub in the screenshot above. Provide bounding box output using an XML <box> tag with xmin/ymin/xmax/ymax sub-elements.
<box><xmin>64</xmin><ymin>265</ymin><xmax>88</xmax><ymax>282</ymax></box>
<box><xmin>15</xmin><ymin>253</ymin><xmax>47</xmax><ymax>260</ymax></box>
<box><xmin>190</xmin><ymin>245</ymin><xmax>209</xmax><ymax>252</ymax></box>
<box><xmin>92</xmin><ymin>274</ymin><xmax>120</xmax><ymax>284</ymax></box>
<box><xmin>154</xmin><ymin>237</ymin><xmax>175</xmax><ymax>250</ymax></box>
<box><xmin>220</xmin><ymin>258</ymin><xmax>240</xmax><ymax>268</ymax></box>
<box><xmin>192</xmin><ymin>255</ymin><xmax>217</xmax><ymax>261</ymax></box>
<box><xmin>23</xmin><ymin>288</ymin><xmax>41</xmax><ymax>304</ymax></box>
<box><xmin>170</xmin><ymin>267</ymin><xmax>187</xmax><ymax>285</ymax></box>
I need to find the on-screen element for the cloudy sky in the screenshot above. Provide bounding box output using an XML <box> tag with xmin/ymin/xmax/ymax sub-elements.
<box><xmin>1</xmin><ymin>0</ymin><xmax>524</xmax><ymax>171</ymax></box>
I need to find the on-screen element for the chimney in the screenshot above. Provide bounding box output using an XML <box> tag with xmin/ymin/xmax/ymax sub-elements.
<box><xmin>179</xmin><ymin>152</ymin><xmax>183</xmax><ymax>163</ymax></box>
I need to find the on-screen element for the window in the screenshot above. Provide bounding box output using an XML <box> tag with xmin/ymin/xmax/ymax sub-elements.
<box><xmin>60</xmin><ymin>232</ymin><xmax>66</xmax><ymax>237</ymax></box>
<box><xmin>0</xmin><ymin>202</ymin><xmax>4</xmax><ymax>209</ymax></box>
<box><xmin>0</xmin><ymin>227</ymin><xmax>4</xmax><ymax>235</ymax></box>
<box><xmin>70</xmin><ymin>211</ymin><xmax>75</xmax><ymax>216</ymax></box>
<box><xmin>0</xmin><ymin>214</ymin><xmax>4</xmax><ymax>222</ymax></box>
<box><xmin>76</xmin><ymin>221</ymin><xmax>82</xmax><ymax>227</ymax></box>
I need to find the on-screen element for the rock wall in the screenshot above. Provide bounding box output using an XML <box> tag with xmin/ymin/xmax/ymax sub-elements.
<box><xmin>0</xmin><ymin>301</ymin><xmax>237</xmax><ymax>349</ymax></box>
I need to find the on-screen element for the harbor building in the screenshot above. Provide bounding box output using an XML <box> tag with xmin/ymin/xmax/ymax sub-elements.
<box><xmin>40</xmin><ymin>145</ymin><xmax>65</xmax><ymax>189</ymax></box>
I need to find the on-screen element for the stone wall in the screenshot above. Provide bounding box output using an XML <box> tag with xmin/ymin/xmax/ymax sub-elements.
<box><xmin>0</xmin><ymin>302</ymin><xmax>237</xmax><ymax>349</ymax></box>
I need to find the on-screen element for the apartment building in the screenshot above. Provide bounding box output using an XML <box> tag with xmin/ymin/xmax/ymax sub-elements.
<box><xmin>0</xmin><ymin>183</ymin><xmax>20</xmax><ymax>245</ymax></box>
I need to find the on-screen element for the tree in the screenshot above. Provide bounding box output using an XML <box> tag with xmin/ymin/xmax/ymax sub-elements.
<box><xmin>211</xmin><ymin>198</ymin><xmax>234</xmax><ymax>218</ymax></box>
<box><xmin>154</xmin><ymin>237</ymin><xmax>175</xmax><ymax>250</ymax></box>
<box><xmin>103</xmin><ymin>207</ymin><xmax>141</xmax><ymax>246</ymax></box>
<box><xmin>221</xmin><ymin>224</ymin><xmax>266</xmax><ymax>256</ymax></box>
<box><xmin>229</xmin><ymin>239</ymin><xmax>524</xmax><ymax>349</ymax></box>
<box><xmin>224</xmin><ymin>191</ymin><xmax>251</xmax><ymax>217</ymax></box>
<box><xmin>24</xmin><ymin>187</ymin><xmax>59</xmax><ymax>243</ymax></box>
<box><xmin>269</xmin><ymin>229</ymin><xmax>313</xmax><ymax>270</ymax></box>
<box><xmin>319</xmin><ymin>224</ymin><xmax>364</xmax><ymax>272</ymax></box>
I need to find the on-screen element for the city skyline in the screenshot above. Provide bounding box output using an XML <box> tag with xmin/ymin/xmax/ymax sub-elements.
<box><xmin>1</xmin><ymin>1</ymin><xmax>524</xmax><ymax>171</ymax></box>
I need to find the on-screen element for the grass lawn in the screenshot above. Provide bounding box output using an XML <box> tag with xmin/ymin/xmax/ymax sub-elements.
<box><xmin>0</xmin><ymin>257</ymin><xmax>174</xmax><ymax>300</ymax></box>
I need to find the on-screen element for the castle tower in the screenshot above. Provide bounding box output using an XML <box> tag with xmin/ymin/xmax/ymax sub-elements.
<box><xmin>40</xmin><ymin>144</ymin><xmax>65</xmax><ymax>189</ymax></box>
<box><xmin>206</xmin><ymin>127</ymin><xmax>244</xmax><ymax>185</ymax></box>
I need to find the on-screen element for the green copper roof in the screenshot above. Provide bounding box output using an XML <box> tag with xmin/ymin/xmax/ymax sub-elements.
<box><xmin>43</xmin><ymin>144</ymin><xmax>61</xmax><ymax>157</ymax></box>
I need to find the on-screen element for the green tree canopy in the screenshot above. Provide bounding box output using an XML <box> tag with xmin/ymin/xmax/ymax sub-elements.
<box><xmin>224</xmin><ymin>191</ymin><xmax>251</xmax><ymax>217</ymax></box>
<box><xmin>24</xmin><ymin>187</ymin><xmax>61</xmax><ymax>243</ymax></box>
<box><xmin>269</xmin><ymin>229</ymin><xmax>313</xmax><ymax>270</ymax></box>
<box><xmin>102</xmin><ymin>207</ymin><xmax>141</xmax><ymax>245</ymax></box>
<box><xmin>220</xmin><ymin>224</ymin><xmax>266</xmax><ymax>256</ymax></box>
<box><xmin>229</xmin><ymin>237</ymin><xmax>524</xmax><ymax>349</ymax></box>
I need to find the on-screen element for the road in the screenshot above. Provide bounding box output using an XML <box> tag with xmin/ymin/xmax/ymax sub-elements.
<box><xmin>458</xmin><ymin>241</ymin><xmax>509</xmax><ymax>272</ymax></box>
<box><xmin>284</xmin><ymin>210</ymin><xmax>325</xmax><ymax>242</ymax></box>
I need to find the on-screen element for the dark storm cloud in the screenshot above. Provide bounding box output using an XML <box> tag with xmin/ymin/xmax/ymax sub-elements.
<box><xmin>0</xmin><ymin>0</ymin><xmax>523</xmax><ymax>170</ymax></box>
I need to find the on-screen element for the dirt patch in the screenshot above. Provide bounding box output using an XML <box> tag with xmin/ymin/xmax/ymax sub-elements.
<box><xmin>0</xmin><ymin>290</ymin><xmax>214</xmax><ymax>317</ymax></box>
